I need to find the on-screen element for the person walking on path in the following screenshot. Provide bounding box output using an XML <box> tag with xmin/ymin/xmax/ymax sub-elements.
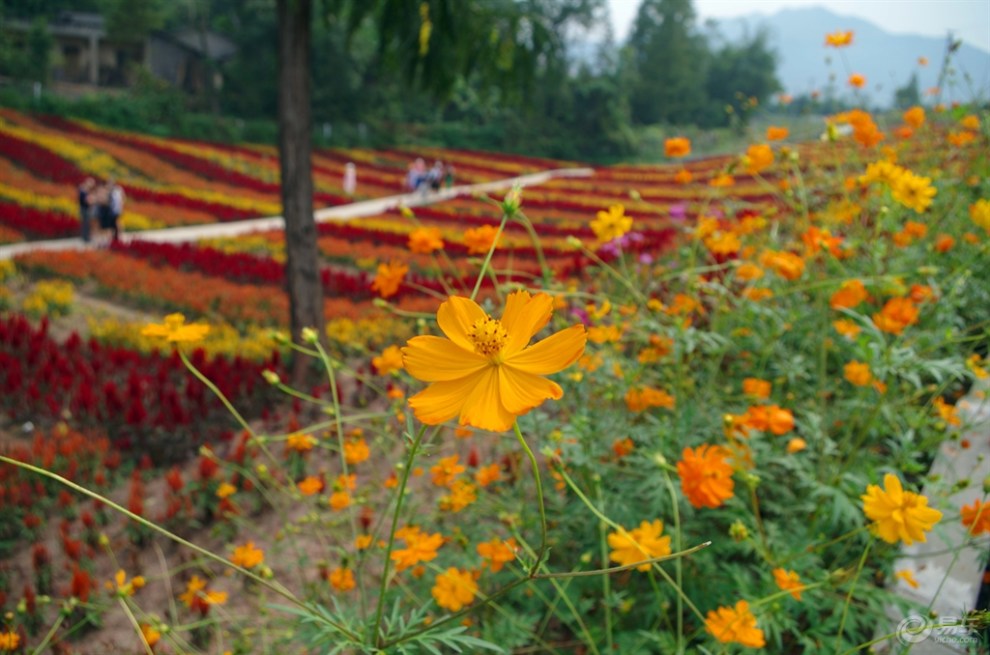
<box><xmin>78</xmin><ymin>177</ymin><xmax>95</xmax><ymax>243</ymax></box>
<box><xmin>107</xmin><ymin>179</ymin><xmax>125</xmax><ymax>244</ymax></box>
<box><xmin>343</xmin><ymin>162</ymin><xmax>357</xmax><ymax>196</ymax></box>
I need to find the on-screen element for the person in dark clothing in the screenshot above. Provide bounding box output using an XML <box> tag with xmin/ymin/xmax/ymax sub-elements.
<box><xmin>78</xmin><ymin>177</ymin><xmax>95</xmax><ymax>242</ymax></box>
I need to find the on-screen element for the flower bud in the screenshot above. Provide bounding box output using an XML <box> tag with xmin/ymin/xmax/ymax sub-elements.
<box><xmin>301</xmin><ymin>327</ymin><xmax>319</xmax><ymax>344</ymax></box>
<box><xmin>262</xmin><ymin>370</ymin><xmax>280</xmax><ymax>385</ymax></box>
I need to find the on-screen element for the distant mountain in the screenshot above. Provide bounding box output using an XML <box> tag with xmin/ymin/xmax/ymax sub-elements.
<box><xmin>712</xmin><ymin>6</ymin><xmax>990</xmax><ymax>107</ymax></box>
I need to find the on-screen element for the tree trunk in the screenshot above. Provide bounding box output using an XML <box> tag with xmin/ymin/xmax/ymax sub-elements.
<box><xmin>277</xmin><ymin>0</ymin><xmax>325</xmax><ymax>375</ymax></box>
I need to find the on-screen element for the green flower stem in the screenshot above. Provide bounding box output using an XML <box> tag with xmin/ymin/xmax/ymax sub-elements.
<box><xmin>594</xmin><ymin>481</ymin><xmax>614</xmax><ymax>653</ymax></box>
<box><xmin>28</xmin><ymin>607</ymin><xmax>66</xmax><ymax>655</ymax></box>
<box><xmin>514</xmin><ymin>422</ymin><xmax>549</xmax><ymax>573</ymax></box>
<box><xmin>554</xmin><ymin>463</ymin><xmax>708</xmax><ymax>622</ymax></box>
<box><xmin>118</xmin><ymin>597</ymin><xmax>155</xmax><ymax>655</ymax></box>
<box><xmin>471</xmin><ymin>211</ymin><xmax>510</xmax><ymax>301</ymax></box>
<box><xmin>514</xmin><ymin>209</ymin><xmax>551</xmax><ymax>285</ymax></box>
<box><xmin>574</xmin><ymin>243</ymin><xmax>648</xmax><ymax>304</ymax></box>
<box><xmin>0</xmin><ymin>455</ymin><xmax>358</xmax><ymax>642</ymax></box>
<box><xmin>834</xmin><ymin>537</ymin><xmax>874</xmax><ymax>652</ymax></box>
<box><xmin>372</xmin><ymin>424</ymin><xmax>429</xmax><ymax>647</ymax></box>
<box><xmin>662</xmin><ymin>470</ymin><xmax>684</xmax><ymax>654</ymax></box>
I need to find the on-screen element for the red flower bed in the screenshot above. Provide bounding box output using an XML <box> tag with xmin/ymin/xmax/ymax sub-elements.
<box><xmin>0</xmin><ymin>200</ymin><xmax>78</xmax><ymax>240</ymax></box>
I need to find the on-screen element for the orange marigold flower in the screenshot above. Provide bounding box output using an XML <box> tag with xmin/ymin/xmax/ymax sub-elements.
<box><xmin>0</xmin><ymin>631</ymin><xmax>20</xmax><ymax>651</ymax></box>
<box><xmin>830</xmin><ymin>279</ymin><xmax>870</xmax><ymax>310</ymax></box>
<box><xmin>431</xmin><ymin>455</ymin><xmax>465</xmax><ymax>487</ymax></box>
<box><xmin>705</xmin><ymin>600</ymin><xmax>766</xmax><ymax>648</ymax></box>
<box><xmin>297</xmin><ymin>475</ymin><xmax>323</xmax><ymax>496</ymax></box>
<box><xmin>475</xmin><ymin>462</ymin><xmax>502</xmax><ymax>487</ymax></box>
<box><xmin>824</xmin><ymin>30</ymin><xmax>853</xmax><ymax>47</ymax></box>
<box><xmin>862</xmin><ymin>473</ymin><xmax>942</xmax><ymax>545</ymax></box>
<box><xmin>625</xmin><ymin>386</ymin><xmax>675</xmax><ymax>412</ymax></box>
<box><xmin>674</xmin><ymin>168</ymin><xmax>693</xmax><ymax>184</ymax></box>
<box><xmin>402</xmin><ymin>291</ymin><xmax>586</xmax><ymax>432</ymax></box>
<box><xmin>372</xmin><ymin>344</ymin><xmax>404</xmax><ymax>375</ymax></box>
<box><xmin>432</xmin><ymin>567</ymin><xmax>477</xmax><ymax>612</ymax></box>
<box><xmin>665</xmin><ymin>137</ymin><xmax>691</xmax><ymax>158</ymax></box>
<box><xmin>608</xmin><ymin>519</ymin><xmax>672</xmax><ymax>571</ymax></box>
<box><xmin>773</xmin><ymin>568</ymin><xmax>803</xmax><ymax>600</ymax></box>
<box><xmin>844</xmin><ymin>361</ymin><xmax>873</xmax><ymax>387</ymax></box>
<box><xmin>328</xmin><ymin>567</ymin><xmax>356</xmax><ymax>591</ymax></box>
<box><xmin>760</xmin><ymin>250</ymin><xmax>805</xmax><ymax>281</ymax></box>
<box><xmin>477</xmin><ymin>538</ymin><xmax>518</xmax><ymax>572</ymax></box>
<box><xmin>766</xmin><ymin>126</ymin><xmax>789</xmax><ymax>141</ymax></box>
<box><xmin>735</xmin><ymin>263</ymin><xmax>764</xmax><ymax>282</ymax></box>
<box><xmin>744</xmin><ymin>144</ymin><xmax>774</xmax><ymax>174</ymax></box>
<box><xmin>677</xmin><ymin>444</ymin><xmax>735</xmax><ymax>509</ymax></box>
<box><xmin>934</xmin><ymin>234</ymin><xmax>955</xmax><ymax>253</ymax></box>
<box><xmin>463</xmin><ymin>224</ymin><xmax>500</xmax><ymax>255</ymax></box>
<box><xmin>231</xmin><ymin>542</ymin><xmax>264</xmax><ymax>569</ymax></box>
<box><xmin>742</xmin><ymin>378</ymin><xmax>771</xmax><ymax>399</ymax></box>
<box><xmin>961</xmin><ymin>499</ymin><xmax>990</xmax><ymax>535</ymax></box>
<box><xmin>407</xmin><ymin>227</ymin><xmax>444</xmax><ymax>254</ymax></box>
<box><xmin>903</xmin><ymin>106</ymin><xmax>925</xmax><ymax>129</ymax></box>
<box><xmin>709</xmin><ymin>173</ymin><xmax>735</xmax><ymax>188</ymax></box>
<box><xmin>371</xmin><ymin>261</ymin><xmax>408</xmax><ymax>299</ymax></box>
<box><xmin>848</xmin><ymin>73</ymin><xmax>866</xmax><ymax>88</ymax></box>
<box><xmin>873</xmin><ymin>297</ymin><xmax>919</xmax><ymax>335</ymax></box>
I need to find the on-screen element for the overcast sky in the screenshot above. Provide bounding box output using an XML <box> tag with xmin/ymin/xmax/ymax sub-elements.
<box><xmin>607</xmin><ymin>0</ymin><xmax>990</xmax><ymax>53</ymax></box>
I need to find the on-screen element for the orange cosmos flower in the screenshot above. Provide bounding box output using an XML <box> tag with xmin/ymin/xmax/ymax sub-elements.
<box><xmin>760</xmin><ymin>250</ymin><xmax>805</xmax><ymax>281</ymax></box>
<box><xmin>961</xmin><ymin>114</ymin><xmax>980</xmax><ymax>131</ymax></box>
<box><xmin>372</xmin><ymin>344</ymin><xmax>404</xmax><ymax>375</ymax></box>
<box><xmin>844</xmin><ymin>361</ymin><xmax>873</xmax><ymax>387</ymax></box>
<box><xmin>475</xmin><ymin>462</ymin><xmax>502</xmax><ymax>487</ymax></box>
<box><xmin>179</xmin><ymin>575</ymin><xmax>228</xmax><ymax>614</ymax></box>
<box><xmin>918</xmin><ymin>56</ymin><xmax>928</xmax><ymax>66</ymax></box>
<box><xmin>833</xmin><ymin>319</ymin><xmax>861</xmax><ymax>338</ymax></box>
<box><xmin>430</xmin><ymin>455</ymin><xmax>465</xmax><ymax>487</ymax></box>
<box><xmin>477</xmin><ymin>538</ymin><xmax>518</xmax><ymax>572</ymax></box>
<box><xmin>328</xmin><ymin>491</ymin><xmax>351</xmax><ymax>510</ymax></box>
<box><xmin>624</xmin><ymin>386</ymin><xmax>675</xmax><ymax>412</ymax></box>
<box><xmin>591</xmin><ymin>204</ymin><xmax>633</xmax><ymax>242</ymax></box>
<box><xmin>705</xmin><ymin>600</ymin><xmax>766</xmax><ymax>647</ymax></box>
<box><xmin>463</xmin><ymin>224</ymin><xmax>500</xmax><ymax>255</ymax></box>
<box><xmin>139</xmin><ymin>624</ymin><xmax>160</xmax><ymax>648</ymax></box>
<box><xmin>402</xmin><ymin>291</ymin><xmax>586</xmax><ymax>432</ymax></box>
<box><xmin>829</xmin><ymin>280</ymin><xmax>870</xmax><ymax>309</ymax></box>
<box><xmin>608</xmin><ymin>520</ymin><xmax>672</xmax><ymax>571</ymax></box>
<box><xmin>934</xmin><ymin>234</ymin><xmax>955</xmax><ymax>253</ymax></box>
<box><xmin>895</xmin><ymin>569</ymin><xmax>920</xmax><ymax>589</ymax></box>
<box><xmin>773</xmin><ymin>568</ymin><xmax>803</xmax><ymax>600</ymax></box>
<box><xmin>285</xmin><ymin>432</ymin><xmax>316</xmax><ymax>453</ymax></box>
<box><xmin>231</xmin><ymin>542</ymin><xmax>264</xmax><ymax>569</ymax></box>
<box><xmin>948</xmin><ymin>130</ymin><xmax>977</xmax><ymax>146</ymax></box>
<box><xmin>903</xmin><ymin>106</ymin><xmax>925</xmax><ymax>129</ymax></box>
<box><xmin>786</xmin><ymin>437</ymin><xmax>807</xmax><ymax>454</ymax></box>
<box><xmin>674</xmin><ymin>168</ymin><xmax>693</xmax><ymax>184</ymax></box>
<box><xmin>142</xmin><ymin>313</ymin><xmax>210</xmax><ymax>343</ymax></box>
<box><xmin>742</xmin><ymin>378</ymin><xmax>771</xmax><ymax>399</ymax></box>
<box><xmin>371</xmin><ymin>261</ymin><xmax>408</xmax><ymax>299</ymax></box>
<box><xmin>297</xmin><ymin>475</ymin><xmax>324</xmax><ymax>495</ymax></box>
<box><xmin>961</xmin><ymin>499</ymin><xmax>990</xmax><ymax>535</ymax></box>
<box><xmin>343</xmin><ymin>437</ymin><xmax>370</xmax><ymax>465</ymax></box>
<box><xmin>677</xmin><ymin>444</ymin><xmax>735</xmax><ymax>509</ymax></box>
<box><xmin>825</xmin><ymin>30</ymin><xmax>853</xmax><ymax>47</ymax></box>
<box><xmin>766</xmin><ymin>126</ymin><xmax>789</xmax><ymax>141</ymax></box>
<box><xmin>848</xmin><ymin>73</ymin><xmax>866</xmax><ymax>88</ymax></box>
<box><xmin>391</xmin><ymin>529</ymin><xmax>444</xmax><ymax>571</ymax></box>
<box><xmin>744</xmin><ymin>144</ymin><xmax>774</xmax><ymax>174</ymax></box>
<box><xmin>862</xmin><ymin>473</ymin><xmax>942</xmax><ymax>545</ymax></box>
<box><xmin>872</xmin><ymin>297</ymin><xmax>919</xmax><ymax>335</ymax></box>
<box><xmin>709</xmin><ymin>173</ymin><xmax>735</xmax><ymax>188</ymax></box>
<box><xmin>328</xmin><ymin>567</ymin><xmax>356</xmax><ymax>591</ymax></box>
<box><xmin>407</xmin><ymin>227</ymin><xmax>444</xmax><ymax>254</ymax></box>
<box><xmin>665</xmin><ymin>137</ymin><xmax>691</xmax><ymax>158</ymax></box>
<box><xmin>933</xmin><ymin>396</ymin><xmax>962</xmax><ymax>427</ymax></box>
<box><xmin>432</xmin><ymin>567</ymin><xmax>477</xmax><ymax>612</ymax></box>
<box><xmin>735</xmin><ymin>263</ymin><xmax>764</xmax><ymax>282</ymax></box>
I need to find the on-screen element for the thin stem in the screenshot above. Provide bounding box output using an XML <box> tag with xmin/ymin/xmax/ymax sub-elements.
<box><xmin>0</xmin><ymin>455</ymin><xmax>357</xmax><ymax>642</ymax></box>
<box><xmin>471</xmin><ymin>211</ymin><xmax>510</xmax><ymax>301</ymax></box>
<box><xmin>118</xmin><ymin>597</ymin><xmax>155</xmax><ymax>655</ymax></box>
<box><xmin>834</xmin><ymin>538</ymin><xmax>874</xmax><ymax>653</ymax></box>
<box><xmin>28</xmin><ymin>609</ymin><xmax>66</xmax><ymax>655</ymax></box>
<box><xmin>372</xmin><ymin>425</ymin><xmax>428</xmax><ymax>647</ymax></box>
<box><xmin>662</xmin><ymin>470</ymin><xmax>684</xmax><ymax>654</ymax></box>
<box><xmin>595</xmin><ymin>481</ymin><xmax>614</xmax><ymax>653</ymax></box>
<box><xmin>514</xmin><ymin>422</ymin><xmax>548</xmax><ymax>573</ymax></box>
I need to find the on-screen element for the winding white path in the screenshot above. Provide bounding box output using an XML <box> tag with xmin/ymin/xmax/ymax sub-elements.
<box><xmin>0</xmin><ymin>166</ymin><xmax>593</xmax><ymax>259</ymax></box>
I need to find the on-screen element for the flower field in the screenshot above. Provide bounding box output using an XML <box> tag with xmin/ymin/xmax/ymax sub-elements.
<box><xmin>1</xmin><ymin>93</ymin><xmax>990</xmax><ymax>655</ymax></box>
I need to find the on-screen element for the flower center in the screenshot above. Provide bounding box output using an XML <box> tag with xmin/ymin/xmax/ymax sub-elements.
<box><xmin>468</xmin><ymin>316</ymin><xmax>507</xmax><ymax>357</ymax></box>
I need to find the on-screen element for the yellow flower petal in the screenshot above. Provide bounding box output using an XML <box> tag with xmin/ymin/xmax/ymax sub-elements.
<box><xmin>505</xmin><ymin>325</ymin><xmax>587</xmax><ymax>375</ymax></box>
<box><xmin>458</xmin><ymin>368</ymin><xmax>517</xmax><ymax>431</ymax></box>
<box><xmin>402</xmin><ymin>335</ymin><xmax>488</xmax><ymax>382</ymax></box>
<box><xmin>408</xmin><ymin>374</ymin><xmax>482</xmax><ymax>425</ymax></box>
<box><xmin>498</xmin><ymin>367</ymin><xmax>563</xmax><ymax>415</ymax></box>
<box><xmin>500</xmin><ymin>291</ymin><xmax>553</xmax><ymax>355</ymax></box>
<box><xmin>437</xmin><ymin>296</ymin><xmax>486</xmax><ymax>351</ymax></box>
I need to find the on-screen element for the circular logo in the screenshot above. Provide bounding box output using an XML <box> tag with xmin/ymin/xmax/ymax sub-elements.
<box><xmin>897</xmin><ymin>616</ymin><xmax>933</xmax><ymax>645</ymax></box>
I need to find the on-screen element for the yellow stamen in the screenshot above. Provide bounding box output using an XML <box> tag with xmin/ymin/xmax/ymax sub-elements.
<box><xmin>468</xmin><ymin>316</ymin><xmax>507</xmax><ymax>357</ymax></box>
